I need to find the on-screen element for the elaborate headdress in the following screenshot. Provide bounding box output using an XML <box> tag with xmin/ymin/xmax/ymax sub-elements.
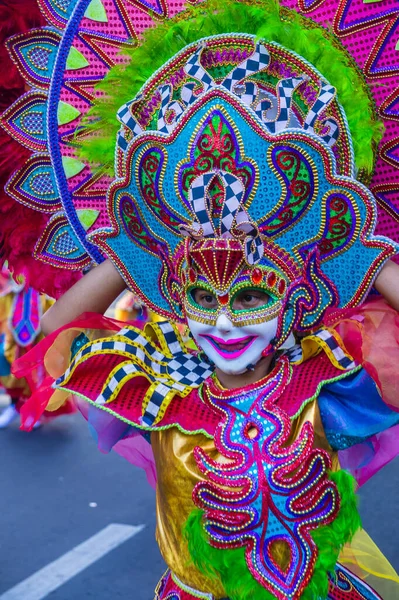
<box><xmin>86</xmin><ymin>27</ymin><xmax>395</xmax><ymax>336</ymax></box>
<box><xmin>1</xmin><ymin>0</ymin><xmax>398</xmax><ymax>321</ymax></box>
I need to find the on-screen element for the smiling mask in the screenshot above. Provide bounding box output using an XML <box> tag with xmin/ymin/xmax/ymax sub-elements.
<box><xmin>183</xmin><ymin>240</ymin><xmax>289</xmax><ymax>372</ymax></box>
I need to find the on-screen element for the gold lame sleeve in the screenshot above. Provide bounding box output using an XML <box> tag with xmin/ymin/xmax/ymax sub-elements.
<box><xmin>152</xmin><ymin>429</ymin><xmax>227</xmax><ymax>599</ymax></box>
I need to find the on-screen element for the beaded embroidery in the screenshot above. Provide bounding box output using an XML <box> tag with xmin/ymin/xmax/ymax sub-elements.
<box><xmin>193</xmin><ymin>358</ymin><xmax>340</xmax><ymax>600</ymax></box>
<box><xmin>9</xmin><ymin>289</ymin><xmax>42</xmax><ymax>347</ymax></box>
<box><xmin>89</xmin><ymin>35</ymin><xmax>397</xmax><ymax>323</ymax></box>
<box><xmin>1</xmin><ymin>0</ymin><xmax>193</xmax><ymax>284</ymax></box>
<box><xmin>54</xmin><ymin>321</ymin><xmax>213</xmax><ymax>426</ymax></box>
<box><xmin>328</xmin><ymin>564</ymin><xmax>383</xmax><ymax>600</ymax></box>
<box><xmin>2</xmin><ymin>0</ymin><xmax>399</xmax><ymax>296</ymax></box>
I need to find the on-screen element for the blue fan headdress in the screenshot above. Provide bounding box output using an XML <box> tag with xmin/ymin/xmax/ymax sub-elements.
<box><xmin>87</xmin><ymin>34</ymin><xmax>397</xmax><ymax>327</ymax></box>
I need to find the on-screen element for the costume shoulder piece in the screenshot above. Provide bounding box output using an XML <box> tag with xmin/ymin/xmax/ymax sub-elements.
<box><xmin>45</xmin><ymin>318</ymin><xmax>359</xmax><ymax>426</ymax></box>
<box><xmin>23</xmin><ymin>317</ymin><xmax>219</xmax><ymax>435</ymax></box>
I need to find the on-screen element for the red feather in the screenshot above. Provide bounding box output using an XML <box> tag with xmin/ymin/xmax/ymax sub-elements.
<box><xmin>0</xmin><ymin>0</ymin><xmax>81</xmax><ymax>297</ymax></box>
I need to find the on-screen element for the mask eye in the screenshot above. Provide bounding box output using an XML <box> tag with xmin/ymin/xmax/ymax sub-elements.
<box><xmin>231</xmin><ymin>289</ymin><xmax>271</xmax><ymax>311</ymax></box>
<box><xmin>191</xmin><ymin>288</ymin><xmax>218</xmax><ymax>309</ymax></box>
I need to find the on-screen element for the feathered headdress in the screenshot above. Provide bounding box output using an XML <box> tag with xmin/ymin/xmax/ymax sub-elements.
<box><xmin>1</xmin><ymin>0</ymin><xmax>398</xmax><ymax>306</ymax></box>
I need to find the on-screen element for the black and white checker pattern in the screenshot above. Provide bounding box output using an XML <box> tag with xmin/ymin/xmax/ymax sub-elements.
<box><xmin>180</xmin><ymin>81</ymin><xmax>200</xmax><ymax>105</ymax></box>
<box><xmin>116</xmin><ymin>96</ymin><xmax>143</xmax><ymax>151</ymax></box>
<box><xmin>234</xmin><ymin>81</ymin><xmax>258</xmax><ymax>108</ymax></box>
<box><xmin>220</xmin><ymin>172</ymin><xmax>245</xmax><ymax>234</ymax></box>
<box><xmin>157</xmin><ymin>84</ymin><xmax>185</xmax><ymax>134</ymax></box>
<box><xmin>313</xmin><ymin>328</ymin><xmax>356</xmax><ymax>370</ymax></box>
<box><xmin>54</xmin><ymin>321</ymin><xmax>213</xmax><ymax>427</ymax></box>
<box><xmin>222</xmin><ymin>42</ymin><xmax>270</xmax><ymax>93</ymax></box>
<box><xmin>319</xmin><ymin>117</ymin><xmax>339</xmax><ymax>147</ymax></box>
<box><xmin>285</xmin><ymin>344</ymin><xmax>303</xmax><ymax>363</ymax></box>
<box><xmin>117</xmin><ymin>128</ymin><xmax>129</xmax><ymax>152</ymax></box>
<box><xmin>116</xmin><ymin>39</ymin><xmax>341</xmax><ymax>157</ymax></box>
<box><xmin>304</xmin><ymin>83</ymin><xmax>339</xmax><ymax>146</ymax></box>
<box><xmin>304</xmin><ymin>84</ymin><xmax>335</xmax><ymax>130</ymax></box>
<box><xmin>243</xmin><ymin>234</ymin><xmax>264</xmax><ymax>264</ymax></box>
<box><xmin>185</xmin><ymin>170</ymin><xmax>264</xmax><ymax>264</ymax></box>
<box><xmin>264</xmin><ymin>77</ymin><xmax>305</xmax><ymax>134</ymax></box>
<box><xmin>286</xmin><ymin>329</ymin><xmax>356</xmax><ymax>370</ymax></box>
<box><xmin>184</xmin><ymin>47</ymin><xmax>214</xmax><ymax>93</ymax></box>
<box><xmin>188</xmin><ymin>173</ymin><xmax>216</xmax><ymax>237</ymax></box>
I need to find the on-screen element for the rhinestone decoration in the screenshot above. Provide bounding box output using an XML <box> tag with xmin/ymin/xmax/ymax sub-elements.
<box><xmin>193</xmin><ymin>357</ymin><xmax>340</xmax><ymax>600</ymax></box>
<box><xmin>92</xmin><ymin>35</ymin><xmax>397</xmax><ymax>322</ymax></box>
<box><xmin>27</xmin><ymin>46</ymin><xmax>52</xmax><ymax>71</ymax></box>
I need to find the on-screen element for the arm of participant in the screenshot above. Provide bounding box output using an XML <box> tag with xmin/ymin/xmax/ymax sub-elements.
<box><xmin>41</xmin><ymin>259</ymin><xmax>126</xmax><ymax>335</ymax></box>
<box><xmin>374</xmin><ymin>259</ymin><xmax>399</xmax><ymax>311</ymax></box>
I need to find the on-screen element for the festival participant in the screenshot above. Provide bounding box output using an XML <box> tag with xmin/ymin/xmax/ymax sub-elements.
<box><xmin>114</xmin><ymin>291</ymin><xmax>148</xmax><ymax>324</ymax></box>
<box><xmin>114</xmin><ymin>291</ymin><xmax>165</xmax><ymax>326</ymax></box>
<box><xmin>0</xmin><ymin>0</ymin><xmax>73</xmax><ymax>429</ymax></box>
<box><xmin>7</xmin><ymin>0</ymin><xmax>399</xmax><ymax>598</ymax></box>
<box><xmin>0</xmin><ymin>266</ymin><xmax>53</xmax><ymax>428</ymax></box>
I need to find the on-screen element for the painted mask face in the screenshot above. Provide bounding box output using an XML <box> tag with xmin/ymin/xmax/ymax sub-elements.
<box><xmin>184</xmin><ymin>266</ymin><xmax>287</xmax><ymax>375</ymax></box>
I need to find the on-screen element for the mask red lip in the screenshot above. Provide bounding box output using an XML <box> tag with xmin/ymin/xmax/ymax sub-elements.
<box><xmin>201</xmin><ymin>334</ymin><xmax>254</xmax><ymax>346</ymax></box>
<box><xmin>200</xmin><ymin>334</ymin><xmax>257</xmax><ymax>359</ymax></box>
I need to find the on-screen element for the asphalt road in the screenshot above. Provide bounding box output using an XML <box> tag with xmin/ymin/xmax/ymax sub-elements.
<box><xmin>1</xmin><ymin>409</ymin><xmax>398</xmax><ymax>599</ymax></box>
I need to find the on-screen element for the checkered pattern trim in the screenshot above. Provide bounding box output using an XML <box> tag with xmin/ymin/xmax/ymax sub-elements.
<box><xmin>264</xmin><ymin>77</ymin><xmax>305</xmax><ymax>134</ymax></box>
<box><xmin>157</xmin><ymin>85</ymin><xmax>185</xmax><ymax>134</ymax></box>
<box><xmin>304</xmin><ymin>83</ymin><xmax>339</xmax><ymax>146</ymax></box>
<box><xmin>180</xmin><ymin>81</ymin><xmax>200</xmax><ymax>106</ymax></box>
<box><xmin>118</xmin><ymin>40</ymin><xmax>342</xmax><ymax>155</ymax></box>
<box><xmin>185</xmin><ymin>46</ymin><xmax>214</xmax><ymax>93</ymax></box>
<box><xmin>234</xmin><ymin>81</ymin><xmax>258</xmax><ymax>109</ymax></box>
<box><xmin>55</xmin><ymin>322</ymin><xmax>213</xmax><ymax>427</ymax></box>
<box><xmin>286</xmin><ymin>329</ymin><xmax>356</xmax><ymax>370</ymax></box>
<box><xmin>220</xmin><ymin>173</ymin><xmax>245</xmax><ymax>234</ymax></box>
<box><xmin>183</xmin><ymin>170</ymin><xmax>264</xmax><ymax>264</ymax></box>
<box><xmin>312</xmin><ymin>329</ymin><xmax>356</xmax><ymax>370</ymax></box>
<box><xmin>186</xmin><ymin>172</ymin><xmax>217</xmax><ymax>237</ymax></box>
<box><xmin>116</xmin><ymin>95</ymin><xmax>143</xmax><ymax>151</ymax></box>
<box><xmin>304</xmin><ymin>84</ymin><xmax>335</xmax><ymax>129</ymax></box>
<box><xmin>116</xmin><ymin>128</ymin><xmax>129</xmax><ymax>152</ymax></box>
<box><xmin>320</xmin><ymin>118</ymin><xmax>339</xmax><ymax>148</ymax></box>
<box><xmin>117</xmin><ymin>97</ymin><xmax>143</xmax><ymax>135</ymax></box>
<box><xmin>222</xmin><ymin>42</ymin><xmax>270</xmax><ymax>93</ymax></box>
<box><xmin>285</xmin><ymin>344</ymin><xmax>303</xmax><ymax>363</ymax></box>
<box><xmin>234</xmin><ymin>82</ymin><xmax>274</xmax><ymax>125</ymax></box>
<box><xmin>221</xmin><ymin>172</ymin><xmax>264</xmax><ymax>264</ymax></box>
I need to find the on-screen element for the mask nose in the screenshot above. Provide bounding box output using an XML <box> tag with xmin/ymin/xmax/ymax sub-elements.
<box><xmin>216</xmin><ymin>313</ymin><xmax>233</xmax><ymax>334</ymax></box>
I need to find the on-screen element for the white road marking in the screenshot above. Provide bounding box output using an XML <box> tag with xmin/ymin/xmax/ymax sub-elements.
<box><xmin>0</xmin><ymin>523</ymin><xmax>144</xmax><ymax>600</ymax></box>
<box><xmin>0</xmin><ymin>393</ymin><xmax>10</xmax><ymax>408</ymax></box>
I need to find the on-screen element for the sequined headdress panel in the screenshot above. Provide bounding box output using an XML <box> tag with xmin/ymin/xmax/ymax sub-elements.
<box><xmin>91</xmin><ymin>33</ymin><xmax>397</xmax><ymax>322</ymax></box>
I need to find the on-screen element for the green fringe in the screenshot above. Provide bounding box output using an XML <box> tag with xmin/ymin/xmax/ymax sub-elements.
<box><xmin>78</xmin><ymin>0</ymin><xmax>381</xmax><ymax>177</ymax></box>
<box><xmin>183</xmin><ymin>509</ymin><xmax>275</xmax><ymax>600</ymax></box>
<box><xmin>302</xmin><ymin>470</ymin><xmax>361</xmax><ymax>600</ymax></box>
<box><xmin>183</xmin><ymin>469</ymin><xmax>361</xmax><ymax>600</ymax></box>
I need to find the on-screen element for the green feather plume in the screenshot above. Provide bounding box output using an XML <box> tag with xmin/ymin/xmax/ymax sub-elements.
<box><xmin>78</xmin><ymin>0</ymin><xmax>381</xmax><ymax>178</ymax></box>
